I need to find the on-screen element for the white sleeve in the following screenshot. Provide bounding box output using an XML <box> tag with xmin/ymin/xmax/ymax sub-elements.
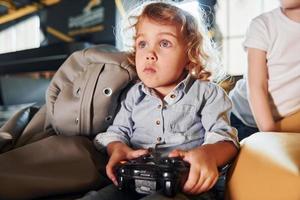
<box><xmin>243</xmin><ymin>17</ymin><xmax>269</xmax><ymax>52</ymax></box>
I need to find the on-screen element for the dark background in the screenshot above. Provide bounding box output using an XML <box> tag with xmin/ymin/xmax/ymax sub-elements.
<box><xmin>44</xmin><ymin>0</ymin><xmax>116</xmax><ymax>45</ymax></box>
<box><xmin>0</xmin><ymin>0</ymin><xmax>216</xmax><ymax>47</ymax></box>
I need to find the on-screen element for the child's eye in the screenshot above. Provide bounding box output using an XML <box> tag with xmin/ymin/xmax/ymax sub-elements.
<box><xmin>137</xmin><ymin>41</ymin><xmax>147</xmax><ymax>48</ymax></box>
<box><xmin>160</xmin><ymin>40</ymin><xmax>172</xmax><ymax>48</ymax></box>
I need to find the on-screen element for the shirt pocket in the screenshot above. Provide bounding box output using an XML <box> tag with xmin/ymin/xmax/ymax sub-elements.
<box><xmin>169</xmin><ymin>104</ymin><xmax>196</xmax><ymax>133</ymax></box>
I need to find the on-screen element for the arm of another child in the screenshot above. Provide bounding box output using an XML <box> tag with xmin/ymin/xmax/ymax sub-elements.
<box><xmin>247</xmin><ymin>48</ymin><xmax>279</xmax><ymax>131</ymax></box>
<box><xmin>248</xmin><ymin>48</ymin><xmax>300</xmax><ymax>132</ymax></box>
<box><xmin>169</xmin><ymin>141</ymin><xmax>237</xmax><ymax>194</ymax></box>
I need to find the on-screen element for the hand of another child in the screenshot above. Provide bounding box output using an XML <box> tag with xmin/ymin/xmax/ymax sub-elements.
<box><xmin>106</xmin><ymin>142</ymin><xmax>148</xmax><ymax>185</ymax></box>
<box><xmin>168</xmin><ymin>147</ymin><xmax>219</xmax><ymax>194</ymax></box>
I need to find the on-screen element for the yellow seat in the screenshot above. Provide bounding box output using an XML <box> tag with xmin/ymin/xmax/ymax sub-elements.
<box><xmin>226</xmin><ymin>132</ymin><xmax>300</xmax><ymax>200</ymax></box>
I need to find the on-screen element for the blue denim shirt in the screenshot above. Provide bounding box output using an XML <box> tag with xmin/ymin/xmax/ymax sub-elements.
<box><xmin>95</xmin><ymin>75</ymin><xmax>238</xmax><ymax>154</ymax></box>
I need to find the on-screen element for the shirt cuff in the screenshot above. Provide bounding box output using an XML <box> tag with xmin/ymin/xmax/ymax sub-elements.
<box><xmin>93</xmin><ymin>131</ymin><xmax>130</xmax><ymax>151</ymax></box>
<box><xmin>203</xmin><ymin>130</ymin><xmax>240</xmax><ymax>149</ymax></box>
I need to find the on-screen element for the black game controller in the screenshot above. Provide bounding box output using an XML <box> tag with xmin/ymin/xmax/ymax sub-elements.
<box><xmin>115</xmin><ymin>154</ymin><xmax>190</xmax><ymax>197</ymax></box>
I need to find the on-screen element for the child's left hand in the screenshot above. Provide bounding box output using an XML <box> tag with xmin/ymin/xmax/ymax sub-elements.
<box><xmin>168</xmin><ymin>147</ymin><xmax>219</xmax><ymax>194</ymax></box>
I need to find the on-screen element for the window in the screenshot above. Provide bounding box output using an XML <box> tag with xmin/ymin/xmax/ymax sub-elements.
<box><xmin>216</xmin><ymin>0</ymin><xmax>279</xmax><ymax>75</ymax></box>
<box><xmin>0</xmin><ymin>15</ymin><xmax>40</xmax><ymax>54</ymax></box>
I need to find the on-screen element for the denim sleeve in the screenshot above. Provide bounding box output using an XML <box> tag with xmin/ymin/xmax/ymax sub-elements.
<box><xmin>94</xmin><ymin>86</ymin><xmax>136</xmax><ymax>150</ymax></box>
<box><xmin>201</xmin><ymin>83</ymin><xmax>239</xmax><ymax>148</ymax></box>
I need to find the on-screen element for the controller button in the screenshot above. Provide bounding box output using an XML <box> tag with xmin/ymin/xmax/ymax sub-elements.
<box><xmin>163</xmin><ymin>172</ymin><xmax>171</xmax><ymax>178</ymax></box>
<box><xmin>169</xmin><ymin>158</ymin><xmax>177</xmax><ymax>164</ymax></box>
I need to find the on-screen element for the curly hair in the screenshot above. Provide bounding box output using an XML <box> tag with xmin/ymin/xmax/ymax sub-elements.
<box><xmin>122</xmin><ymin>1</ymin><xmax>218</xmax><ymax>80</ymax></box>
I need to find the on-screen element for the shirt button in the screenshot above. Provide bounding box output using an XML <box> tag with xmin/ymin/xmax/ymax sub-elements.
<box><xmin>157</xmin><ymin>104</ymin><xmax>162</xmax><ymax>109</ymax></box>
<box><xmin>155</xmin><ymin>120</ymin><xmax>160</xmax><ymax>125</ymax></box>
<box><xmin>157</xmin><ymin>137</ymin><xmax>162</xmax><ymax>142</ymax></box>
<box><xmin>75</xmin><ymin>117</ymin><xmax>79</xmax><ymax>124</ymax></box>
<box><xmin>170</xmin><ymin>94</ymin><xmax>176</xmax><ymax>99</ymax></box>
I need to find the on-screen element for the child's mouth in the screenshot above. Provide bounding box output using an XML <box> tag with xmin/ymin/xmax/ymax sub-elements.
<box><xmin>143</xmin><ymin>67</ymin><xmax>156</xmax><ymax>73</ymax></box>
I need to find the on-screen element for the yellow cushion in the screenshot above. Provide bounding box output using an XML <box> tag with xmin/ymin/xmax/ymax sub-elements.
<box><xmin>226</xmin><ymin>132</ymin><xmax>300</xmax><ymax>200</ymax></box>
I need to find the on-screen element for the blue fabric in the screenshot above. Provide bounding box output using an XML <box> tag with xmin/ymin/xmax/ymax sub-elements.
<box><xmin>230</xmin><ymin>113</ymin><xmax>258</xmax><ymax>141</ymax></box>
<box><xmin>95</xmin><ymin>74</ymin><xmax>238</xmax><ymax>155</ymax></box>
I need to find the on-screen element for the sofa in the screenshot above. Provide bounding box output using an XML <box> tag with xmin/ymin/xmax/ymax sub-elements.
<box><xmin>226</xmin><ymin>132</ymin><xmax>300</xmax><ymax>200</ymax></box>
<box><xmin>0</xmin><ymin>75</ymin><xmax>50</xmax><ymax>127</ymax></box>
<box><xmin>0</xmin><ymin>44</ymin><xmax>131</xmax><ymax>200</ymax></box>
<box><xmin>2</xmin><ymin>105</ymin><xmax>300</xmax><ymax>200</ymax></box>
<box><xmin>1</xmin><ymin>44</ymin><xmax>299</xmax><ymax>200</ymax></box>
<box><xmin>0</xmin><ymin>42</ymin><xmax>92</xmax><ymax>127</ymax></box>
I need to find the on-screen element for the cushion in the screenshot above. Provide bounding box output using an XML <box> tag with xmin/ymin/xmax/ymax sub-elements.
<box><xmin>226</xmin><ymin>132</ymin><xmax>300</xmax><ymax>200</ymax></box>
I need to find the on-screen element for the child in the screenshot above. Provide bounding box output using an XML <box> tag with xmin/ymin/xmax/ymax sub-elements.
<box><xmin>230</xmin><ymin>0</ymin><xmax>300</xmax><ymax>140</ymax></box>
<box><xmin>80</xmin><ymin>1</ymin><xmax>238</xmax><ymax>200</ymax></box>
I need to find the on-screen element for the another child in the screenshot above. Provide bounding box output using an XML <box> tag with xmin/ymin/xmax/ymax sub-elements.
<box><xmin>80</xmin><ymin>1</ymin><xmax>238</xmax><ymax>200</ymax></box>
<box><xmin>230</xmin><ymin>0</ymin><xmax>300</xmax><ymax>140</ymax></box>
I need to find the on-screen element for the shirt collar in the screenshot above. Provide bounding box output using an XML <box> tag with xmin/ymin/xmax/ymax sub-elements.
<box><xmin>137</xmin><ymin>73</ymin><xmax>195</xmax><ymax>102</ymax></box>
<box><xmin>175</xmin><ymin>73</ymin><xmax>195</xmax><ymax>94</ymax></box>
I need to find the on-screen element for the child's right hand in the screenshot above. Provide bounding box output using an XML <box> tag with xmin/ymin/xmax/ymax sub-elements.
<box><xmin>106</xmin><ymin>141</ymin><xmax>148</xmax><ymax>185</ymax></box>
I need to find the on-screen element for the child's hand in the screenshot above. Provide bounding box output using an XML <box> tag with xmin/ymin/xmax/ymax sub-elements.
<box><xmin>169</xmin><ymin>147</ymin><xmax>219</xmax><ymax>194</ymax></box>
<box><xmin>106</xmin><ymin>142</ymin><xmax>148</xmax><ymax>185</ymax></box>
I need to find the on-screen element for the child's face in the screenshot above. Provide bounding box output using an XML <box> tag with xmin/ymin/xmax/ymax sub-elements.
<box><xmin>280</xmin><ymin>0</ymin><xmax>300</xmax><ymax>9</ymax></box>
<box><xmin>135</xmin><ymin>17</ymin><xmax>188</xmax><ymax>95</ymax></box>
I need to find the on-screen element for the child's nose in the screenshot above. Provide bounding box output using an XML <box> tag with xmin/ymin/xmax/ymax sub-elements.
<box><xmin>146</xmin><ymin>52</ymin><xmax>157</xmax><ymax>61</ymax></box>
